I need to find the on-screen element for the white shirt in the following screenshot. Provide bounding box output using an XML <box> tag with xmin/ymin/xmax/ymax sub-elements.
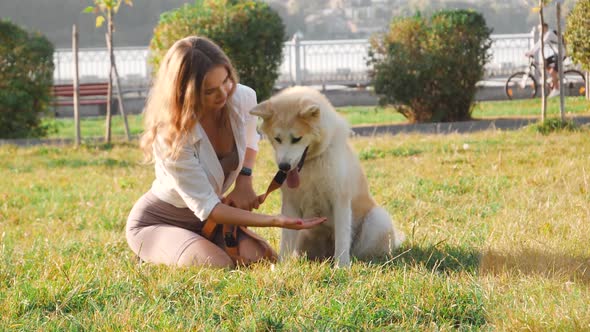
<box><xmin>528</xmin><ymin>29</ymin><xmax>561</xmax><ymax>58</ymax></box>
<box><xmin>150</xmin><ymin>84</ymin><xmax>259</xmax><ymax>221</ymax></box>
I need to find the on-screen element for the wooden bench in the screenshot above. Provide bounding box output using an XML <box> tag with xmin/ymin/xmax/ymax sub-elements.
<box><xmin>52</xmin><ymin>82</ymin><xmax>109</xmax><ymax>107</ymax></box>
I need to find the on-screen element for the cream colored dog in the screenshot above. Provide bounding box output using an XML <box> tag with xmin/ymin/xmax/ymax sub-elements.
<box><xmin>251</xmin><ymin>86</ymin><xmax>405</xmax><ymax>267</ymax></box>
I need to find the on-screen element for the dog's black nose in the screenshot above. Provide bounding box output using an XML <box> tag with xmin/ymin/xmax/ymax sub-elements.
<box><xmin>278</xmin><ymin>162</ymin><xmax>291</xmax><ymax>172</ymax></box>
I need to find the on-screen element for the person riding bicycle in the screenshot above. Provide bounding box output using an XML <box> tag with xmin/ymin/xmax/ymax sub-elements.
<box><xmin>525</xmin><ymin>23</ymin><xmax>566</xmax><ymax>98</ymax></box>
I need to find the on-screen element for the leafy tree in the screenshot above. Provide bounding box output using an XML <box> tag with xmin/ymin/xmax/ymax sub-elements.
<box><xmin>0</xmin><ymin>20</ymin><xmax>55</xmax><ymax>138</ymax></box>
<box><xmin>369</xmin><ymin>10</ymin><xmax>492</xmax><ymax>123</ymax></box>
<box><xmin>84</xmin><ymin>0</ymin><xmax>133</xmax><ymax>143</ymax></box>
<box><xmin>149</xmin><ymin>0</ymin><xmax>285</xmax><ymax>101</ymax></box>
<box><xmin>565</xmin><ymin>0</ymin><xmax>590</xmax><ymax>99</ymax></box>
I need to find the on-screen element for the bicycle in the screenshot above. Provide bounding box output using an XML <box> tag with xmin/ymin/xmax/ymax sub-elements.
<box><xmin>505</xmin><ymin>56</ymin><xmax>586</xmax><ymax>100</ymax></box>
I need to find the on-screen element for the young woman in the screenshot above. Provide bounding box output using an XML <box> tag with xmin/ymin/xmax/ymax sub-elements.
<box><xmin>126</xmin><ymin>36</ymin><xmax>325</xmax><ymax>268</ymax></box>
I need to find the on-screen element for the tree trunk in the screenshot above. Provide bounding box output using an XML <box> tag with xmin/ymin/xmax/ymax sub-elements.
<box><xmin>105</xmin><ymin>34</ymin><xmax>131</xmax><ymax>141</ymax></box>
<box><xmin>556</xmin><ymin>3</ymin><xmax>565</xmax><ymax>121</ymax></box>
<box><xmin>539</xmin><ymin>2</ymin><xmax>547</xmax><ymax>121</ymax></box>
<box><xmin>104</xmin><ymin>11</ymin><xmax>113</xmax><ymax>144</ymax></box>
<box><xmin>72</xmin><ymin>24</ymin><xmax>81</xmax><ymax>146</ymax></box>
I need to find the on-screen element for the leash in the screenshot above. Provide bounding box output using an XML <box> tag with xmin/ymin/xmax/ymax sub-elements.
<box><xmin>201</xmin><ymin>146</ymin><xmax>310</xmax><ymax>263</ymax></box>
<box><xmin>258</xmin><ymin>146</ymin><xmax>309</xmax><ymax>204</ymax></box>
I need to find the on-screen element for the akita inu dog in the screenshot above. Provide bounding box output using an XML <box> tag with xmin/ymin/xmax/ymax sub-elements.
<box><xmin>251</xmin><ymin>86</ymin><xmax>405</xmax><ymax>267</ymax></box>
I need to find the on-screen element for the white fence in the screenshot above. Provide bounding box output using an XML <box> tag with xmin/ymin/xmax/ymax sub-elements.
<box><xmin>53</xmin><ymin>33</ymin><xmax>536</xmax><ymax>87</ymax></box>
<box><xmin>53</xmin><ymin>47</ymin><xmax>150</xmax><ymax>85</ymax></box>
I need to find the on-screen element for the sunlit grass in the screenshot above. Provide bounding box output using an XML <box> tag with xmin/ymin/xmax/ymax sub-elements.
<box><xmin>1</xmin><ymin>127</ymin><xmax>589</xmax><ymax>330</ymax></box>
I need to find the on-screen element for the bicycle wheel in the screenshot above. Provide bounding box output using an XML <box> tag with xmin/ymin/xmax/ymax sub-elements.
<box><xmin>563</xmin><ymin>70</ymin><xmax>586</xmax><ymax>97</ymax></box>
<box><xmin>505</xmin><ymin>71</ymin><xmax>537</xmax><ymax>100</ymax></box>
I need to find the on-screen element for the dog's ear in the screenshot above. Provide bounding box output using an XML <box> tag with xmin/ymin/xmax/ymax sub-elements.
<box><xmin>249</xmin><ymin>101</ymin><xmax>272</xmax><ymax>120</ymax></box>
<box><xmin>298</xmin><ymin>102</ymin><xmax>320</xmax><ymax>120</ymax></box>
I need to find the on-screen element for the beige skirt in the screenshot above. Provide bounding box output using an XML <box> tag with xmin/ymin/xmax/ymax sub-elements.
<box><xmin>126</xmin><ymin>191</ymin><xmax>225</xmax><ymax>265</ymax></box>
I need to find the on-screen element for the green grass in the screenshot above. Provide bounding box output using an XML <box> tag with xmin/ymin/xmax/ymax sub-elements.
<box><xmin>2</xmin><ymin>127</ymin><xmax>590</xmax><ymax>330</ymax></box>
<box><xmin>43</xmin><ymin>115</ymin><xmax>144</xmax><ymax>139</ymax></box>
<box><xmin>340</xmin><ymin>96</ymin><xmax>590</xmax><ymax>125</ymax></box>
<box><xmin>472</xmin><ymin>97</ymin><xmax>590</xmax><ymax>119</ymax></box>
<box><xmin>41</xmin><ymin>97</ymin><xmax>589</xmax><ymax>139</ymax></box>
<box><xmin>337</xmin><ymin>106</ymin><xmax>407</xmax><ymax>125</ymax></box>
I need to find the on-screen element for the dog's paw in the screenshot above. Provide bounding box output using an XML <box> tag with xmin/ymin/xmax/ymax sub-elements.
<box><xmin>335</xmin><ymin>256</ymin><xmax>351</xmax><ymax>268</ymax></box>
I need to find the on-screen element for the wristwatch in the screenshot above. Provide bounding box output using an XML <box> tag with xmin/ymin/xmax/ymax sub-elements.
<box><xmin>239</xmin><ymin>166</ymin><xmax>252</xmax><ymax>176</ymax></box>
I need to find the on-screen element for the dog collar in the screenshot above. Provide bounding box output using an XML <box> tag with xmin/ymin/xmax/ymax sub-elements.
<box><xmin>296</xmin><ymin>146</ymin><xmax>309</xmax><ymax>172</ymax></box>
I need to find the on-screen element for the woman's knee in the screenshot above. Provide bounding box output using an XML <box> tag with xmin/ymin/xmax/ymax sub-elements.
<box><xmin>237</xmin><ymin>236</ymin><xmax>270</xmax><ymax>262</ymax></box>
<box><xmin>176</xmin><ymin>240</ymin><xmax>234</xmax><ymax>268</ymax></box>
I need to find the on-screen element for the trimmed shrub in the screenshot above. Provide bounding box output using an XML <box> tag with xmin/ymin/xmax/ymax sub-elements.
<box><xmin>0</xmin><ymin>20</ymin><xmax>55</xmax><ymax>138</ymax></box>
<box><xmin>149</xmin><ymin>0</ymin><xmax>285</xmax><ymax>101</ymax></box>
<box><xmin>369</xmin><ymin>10</ymin><xmax>492</xmax><ymax>123</ymax></box>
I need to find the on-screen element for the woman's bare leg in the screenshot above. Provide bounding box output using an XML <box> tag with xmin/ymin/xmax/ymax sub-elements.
<box><xmin>127</xmin><ymin>223</ymin><xmax>234</xmax><ymax>268</ymax></box>
<box><xmin>236</xmin><ymin>230</ymin><xmax>275</xmax><ymax>264</ymax></box>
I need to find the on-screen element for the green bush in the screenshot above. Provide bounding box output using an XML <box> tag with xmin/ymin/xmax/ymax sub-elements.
<box><xmin>149</xmin><ymin>0</ymin><xmax>285</xmax><ymax>101</ymax></box>
<box><xmin>0</xmin><ymin>20</ymin><xmax>55</xmax><ymax>138</ymax></box>
<box><xmin>565</xmin><ymin>0</ymin><xmax>590</xmax><ymax>73</ymax></box>
<box><xmin>534</xmin><ymin>118</ymin><xmax>580</xmax><ymax>135</ymax></box>
<box><xmin>369</xmin><ymin>10</ymin><xmax>492</xmax><ymax>123</ymax></box>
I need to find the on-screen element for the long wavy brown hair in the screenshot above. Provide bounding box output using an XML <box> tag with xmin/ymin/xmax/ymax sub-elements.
<box><xmin>140</xmin><ymin>36</ymin><xmax>238</xmax><ymax>162</ymax></box>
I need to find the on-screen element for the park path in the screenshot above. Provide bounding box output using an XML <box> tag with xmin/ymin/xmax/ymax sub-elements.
<box><xmin>351</xmin><ymin>115</ymin><xmax>590</xmax><ymax>136</ymax></box>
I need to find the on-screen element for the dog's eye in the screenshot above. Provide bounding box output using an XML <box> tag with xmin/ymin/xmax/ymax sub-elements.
<box><xmin>274</xmin><ymin>136</ymin><xmax>282</xmax><ymax>144</ymax></box>
<box><xmin>291</xmin><ymin>136</ymin><xmax>302</xmax><ymax>144</ymax></box>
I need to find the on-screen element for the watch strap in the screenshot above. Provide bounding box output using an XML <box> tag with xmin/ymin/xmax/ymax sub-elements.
<box><xmin>239</xmin><ymin>166</ymin><xmax>252</xmax><ymax>176</ymax></box>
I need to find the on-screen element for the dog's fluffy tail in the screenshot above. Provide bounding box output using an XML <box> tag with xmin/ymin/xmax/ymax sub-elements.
<box><xmin>352</xmin><ymin>206</ymin><xmax>405</xmax><ymax>259</ymax></box>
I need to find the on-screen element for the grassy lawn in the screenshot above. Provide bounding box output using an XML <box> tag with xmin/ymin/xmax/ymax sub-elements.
<box><xmin>472</xmin><ymin>97</ymin><xmax>590</xmax><ymax>119</ymax></box>
<box><xmin>42</xmin><ymin>97</ymin><xmax>589</xmax><ymax>139</ymax></box>
<box><xmin>43</xmin><ymin>114</ymin><xmax>145</xmax><ymax>139</ymax></box>
<box><xmin>340</xmin><ymin>96</ymin><xmax>590</xmax><ymax>126</ymax></box>
<box><xmin>1</xmin><ymin>127</ymin><xmax>589</xmax><ymax>330</ymax></box>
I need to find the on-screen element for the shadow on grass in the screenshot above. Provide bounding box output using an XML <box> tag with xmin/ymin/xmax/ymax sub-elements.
<box><xmin>377</xmin><ymin>244</ymin><xmax>590</xmax><ymax>283</ymax></box>
<box><xmin>381</xmin><ymin>243</ymin><xmax>481</xmax><ymax>273</ymax></box>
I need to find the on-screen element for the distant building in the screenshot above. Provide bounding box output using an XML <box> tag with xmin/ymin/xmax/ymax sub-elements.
<box><xmin>341</xmin><ymin>0</ymin><xmax>394</xmax><ymax>37</ymax></box>
<box><xmin>304</xmin><ymin>7</ymin><xmax>351</xmax><ymax>39</ymax></box>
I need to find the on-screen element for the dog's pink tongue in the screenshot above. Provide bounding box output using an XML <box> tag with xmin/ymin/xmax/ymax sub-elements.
<box><xmin>286</xmin><ymin>169</ymin><xmax>300</xmax><ymax>188</ymax></box>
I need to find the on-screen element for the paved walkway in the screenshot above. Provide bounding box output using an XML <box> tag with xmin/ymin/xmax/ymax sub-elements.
<box><xmin>351</xmin><ymin>115</ymin><xmax>590</xmax><ymax>136</ymax></box>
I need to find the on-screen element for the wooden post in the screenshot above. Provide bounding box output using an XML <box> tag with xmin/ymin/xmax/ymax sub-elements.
<box><xmin>105</xmin><ymin>35</ymin><xmax>131</xmax><ymax>141</ymax></box>
<box><xmin>539</xmin><ymin>2</ymin><xmax>547</xmax><ymax>121</ymax></box>
<box><xmin>556</xmin><ymin>2</ymin><xmax>565</xmax><ymax>121</ymax></box>
<box><xmin>72</xmin><ymin>24</ymin><xmax>81</xmax><ymax>146</ymax></box>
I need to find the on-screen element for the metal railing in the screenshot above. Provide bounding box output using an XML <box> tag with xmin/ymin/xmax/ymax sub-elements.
<box><xmin>53</xmin><ymin>46</ymin><xmax>150</xmax><ymax>86</ymax></box>
<box><xmin>279</xmin><ymin>38</ymin><xmax>372</xmax><ymax>87</ymax></box>
<box><xmin>485</xmin><ymin>33</ymin><xmax>535</xmax><ymax>77</ymax></box>
<box><xmin>53</xmin><ymin>33</ymin><xmax>537</xmax><ymax>87</ymax></box>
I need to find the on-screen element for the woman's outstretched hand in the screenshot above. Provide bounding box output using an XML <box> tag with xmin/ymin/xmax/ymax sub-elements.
<box><xmin>273</xmin><ymin>215</ymin><xmax>327</xmax><ymax>230</ymax></box>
